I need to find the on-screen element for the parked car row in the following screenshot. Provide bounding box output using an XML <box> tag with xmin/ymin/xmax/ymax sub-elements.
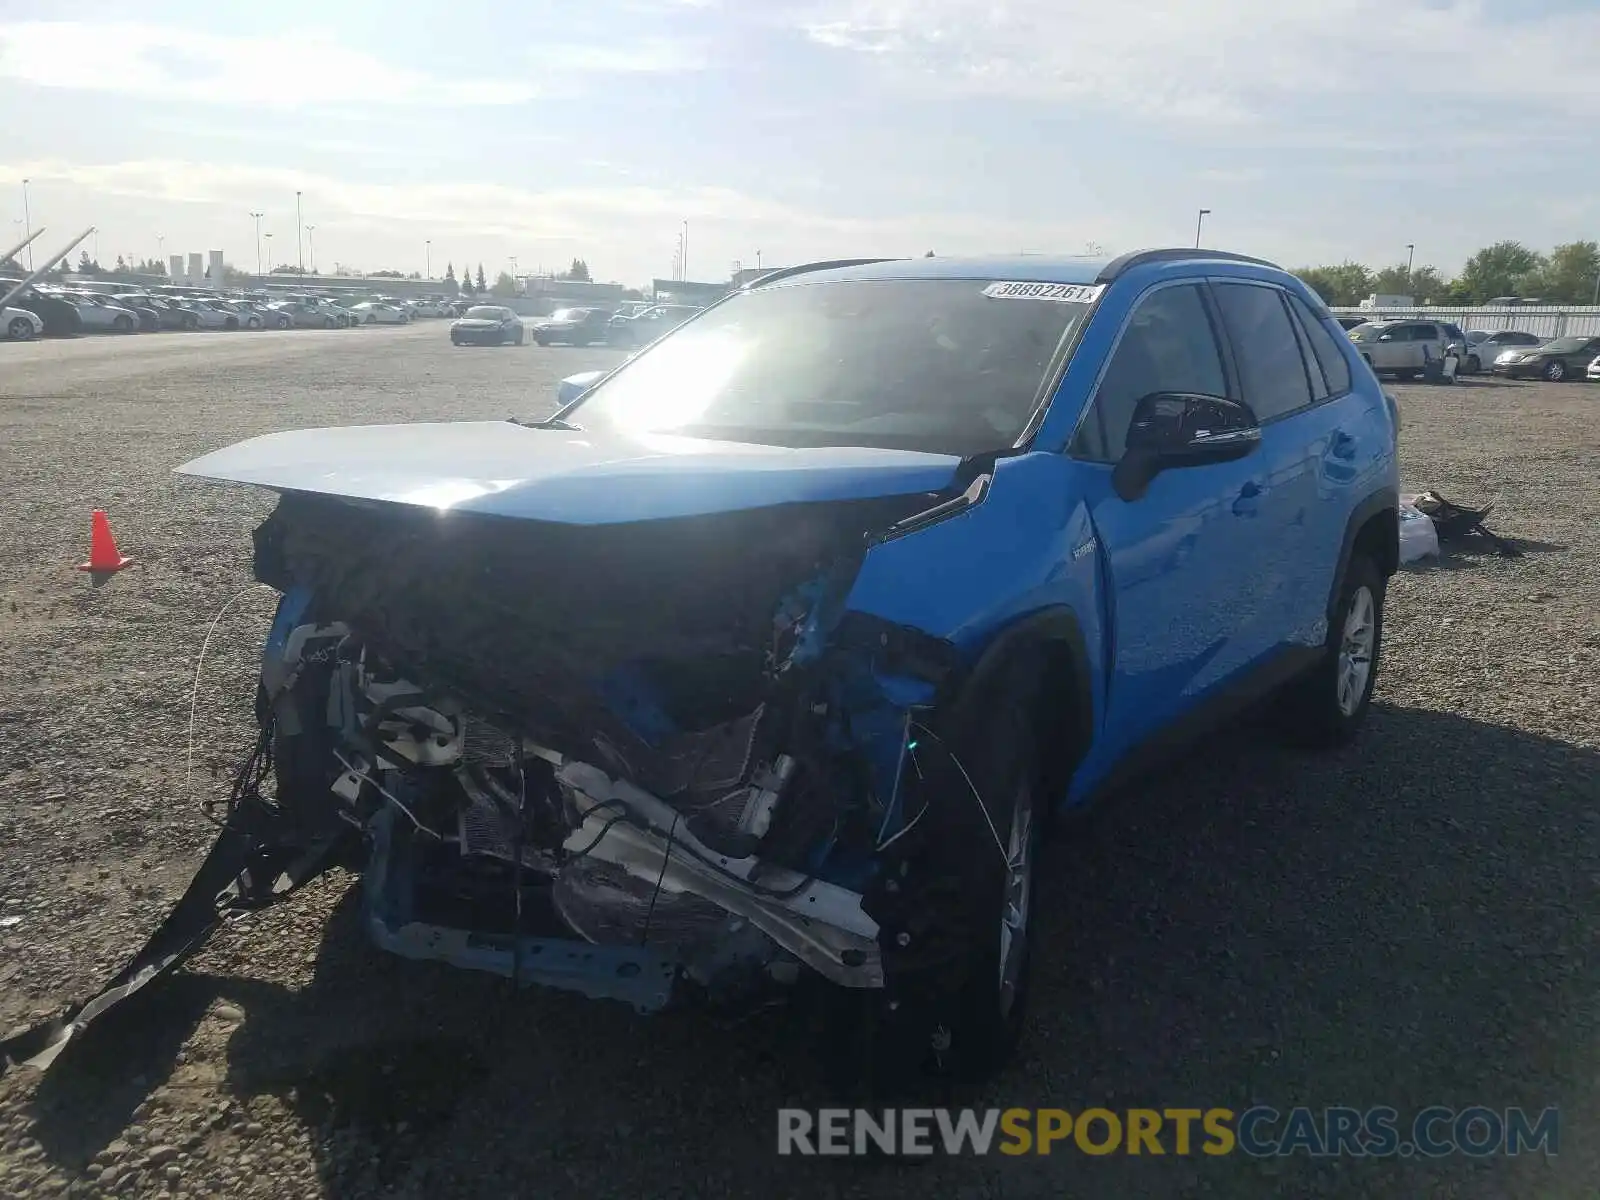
<box><xmin>447</xmin><ymin>302</ymin><xmax>704</xmax><ymax>348</ymax></box>
<box><xmin>1343</xmin><ymin>318</ymin><xmax>1600</xmax><ymax>381</ymax></box>
<box><xmin>0</xmin><ymin>282</ymin><xmax>483</xmax><ymax>341</ymax></box>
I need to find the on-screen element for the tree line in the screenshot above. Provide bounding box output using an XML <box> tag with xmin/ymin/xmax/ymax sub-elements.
<box><xmin>1297</xmin><ymin>240</ymin><xmax>1600</xmax><ymax>308</ymax></box>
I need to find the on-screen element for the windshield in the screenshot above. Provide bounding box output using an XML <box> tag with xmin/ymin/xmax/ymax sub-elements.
<box><xmin>565</xmin><ymin>278</ymin><xmax>1091</xmax><ymax>455</ymax></box>
<box><xmin>548</xmin><ymin>308</ymin><xmax>583</xmax><ymax>321</ymax></box>
<box><xmin>465</xmin><ymin>306</ymin><xmax>503</xmax><ymax>319</ymax></box>
<box><xmin>1349</xmin><ymin>325</ymin><xmax>1386</xmax><ymax>341</ymax></box>
<box><xmin>1541</xmin><ymin>337</ymin><xmax>1586</xmax><ymax>353</ymax></box>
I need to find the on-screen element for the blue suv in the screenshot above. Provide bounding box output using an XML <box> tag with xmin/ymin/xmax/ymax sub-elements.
<box><xmin>154</xmin><ymin>249</ymin><xmax>1399</xmax><ymax>1089</ymax></box>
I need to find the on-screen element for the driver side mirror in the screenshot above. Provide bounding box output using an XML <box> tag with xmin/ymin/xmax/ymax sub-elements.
<box><xmin>1113</xmin><ymin>392</ymin><xmax>1261</xmax><ymax>501</ymax></box>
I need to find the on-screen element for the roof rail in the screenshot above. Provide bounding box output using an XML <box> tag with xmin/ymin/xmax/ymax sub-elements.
<box><xmin>1096</xmin><ymin>247</ymin><xmax>1282</xmax><ymax>283</ymax></box>
<box><xmin>743</xmin><ymin>258</ymin><xmax>904</xmax><ymax>289</ymax></box>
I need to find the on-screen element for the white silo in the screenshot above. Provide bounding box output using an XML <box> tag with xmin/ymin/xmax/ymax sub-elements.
<box><xmin>169</xmin><ymin>255</ymin><xmax>183</xmax><ymax>281</ymax></box>
<box><xmin>208</xmin><ymin>250</ymin><xmax>224</xmax><ymax>285</ymax></box>
<box><xmin>187</xmin><ymin>253</ymin><xmax>203</xmax><ymax>286</ymax></box>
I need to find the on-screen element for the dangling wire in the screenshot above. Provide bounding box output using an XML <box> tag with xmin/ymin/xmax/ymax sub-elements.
<box><xmin>640</xmin><ymin>811</ymin><xmax>681</xmax><ymax>947</ymax></box>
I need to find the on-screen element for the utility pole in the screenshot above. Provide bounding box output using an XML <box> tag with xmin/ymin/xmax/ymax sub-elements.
<box><xmin>1194</xmin><ymin>208</ymin><xmax>1211</xmax><ymax>249</ymax></box>
<box><xmin>22</xmin><ymin>178</ymin><xmax>32</xmax><ymax>270</ymax></box>
<box><xmin>1406</xmin><ymin>243</ymin><xmax>1415</xmax><ymax>284</ymax></box>
<box><xmin>249</xmin><ymin>212</ymin><xmax>264</xmax><ymax>277</ymax></box>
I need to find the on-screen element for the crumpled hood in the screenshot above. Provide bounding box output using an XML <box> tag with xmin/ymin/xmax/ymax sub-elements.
<box><xmin>175</xmin><ymin>421</ymin><xmax>964</xmax><ymax>524</ymax></box>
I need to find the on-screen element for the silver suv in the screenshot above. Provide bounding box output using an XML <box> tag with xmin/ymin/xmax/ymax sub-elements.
<box><xmin>1347</xmin><ymin>319</ymin><xmax>1449</xmax><ymax>379</ymax></box>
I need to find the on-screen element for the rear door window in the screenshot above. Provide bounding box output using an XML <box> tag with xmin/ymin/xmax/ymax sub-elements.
<box><xmin>1286</xmin><ymin>293</ymin><xmax>1353</xmax><ymax>398</ymax></box>
<box><xmin>1212</xmin><ymin>283</ymin><xmax>1313</xmax><ymax>422</ymax></box>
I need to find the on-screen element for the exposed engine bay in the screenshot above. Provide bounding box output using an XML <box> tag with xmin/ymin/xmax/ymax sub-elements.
<box><xmin>234</xmin><ymin>489</ymin><xmax>987</xmax><ymax>1010</ymax></box>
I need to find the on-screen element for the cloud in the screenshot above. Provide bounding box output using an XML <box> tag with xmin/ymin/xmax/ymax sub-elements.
<box><xmin>530</xmin><ymin>36</ymin><xmax>708</xmax><ymax>74</ymax></box>
<box><xmin>796</xmin><ymin>0</ymin><xmax>1600</xmax><ymax>129</ymax></box>
<box><xmin>0</xmin><ymin>21</ymin><xmax>536</xmax><ymax>106</ymax></box>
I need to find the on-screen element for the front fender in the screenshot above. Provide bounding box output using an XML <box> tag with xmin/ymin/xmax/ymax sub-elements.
<box><xmin>840</xmin><ymin>451</ymin><xmax>1105</xmax><ymax>762</ymax></box>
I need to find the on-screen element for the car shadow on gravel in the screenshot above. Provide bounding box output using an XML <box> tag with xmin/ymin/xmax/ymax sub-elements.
<box><xmin>20</xmin><ymin>703</ymin><xmax>1600</xmax><ymax>1198</ymax></box>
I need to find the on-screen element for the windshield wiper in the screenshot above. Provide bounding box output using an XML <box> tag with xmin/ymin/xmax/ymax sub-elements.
<box><xmin>515</xmin><ymin>416</ymin><xmax>584</xmax><ymax>431</ymax></box>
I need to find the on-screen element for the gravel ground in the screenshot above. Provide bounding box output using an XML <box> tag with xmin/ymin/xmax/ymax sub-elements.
<box><xmin>0</xmin><ymin>327</ymin><xmax>1597</xmax><ymax>1198</ymax></box>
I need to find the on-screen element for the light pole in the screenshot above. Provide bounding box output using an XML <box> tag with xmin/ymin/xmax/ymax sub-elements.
<box><xmin>156</xmin><ymin>234</ymin><xmax>164</xmax><ymax>267</ymax></box>
<box><xmin>1405</xmin><ymin>243</ymin><xmax>1415</xmax><ymax>287</ymax></box>
<box><xmin>425</xmin><ymin>239</ymin><xmax>431</xmax><ymax>279</ymax></box>
<box><xmin>1194</xmin><ymin>208</ymin><xmax>1211</xmax><ymax>249</ymax></box>
<box><xmin>305</xmin><ymin>225</ymin><xmax>316</xmax><ymax>273</ymax></box>
<box><xmin>681</xmin><ymin>219</ymin><xmax>689</xmax><ymax>281</ymax></box>
<box><xmin>21</xmin><ymin>178</ymin><xmax>32</xmax><ymax>270</ymax></box>
<box><xmin>295</xmin><ymin>190</ymin><xmax>304</xmax><ymax>281</ymax></box>
<box><xmin>264</xmin><ymin>231</ymin><xmax>273</xmax><ymax>270</ymax></box>
<box><xmin>756</xmin><ymin>249</ymin><xmax>762</xmax><ymax>270</ymax></box>
<box><xmin>249</xmin><ymin>212</ymin><xmax>264</xmax><ymax>277</ymax></box>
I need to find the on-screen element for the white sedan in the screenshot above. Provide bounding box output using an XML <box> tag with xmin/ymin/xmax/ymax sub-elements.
<box><xmin>351</xmin><ymin>302</ymin><xmax>412</xmax><ymax>325</ymax></box>
<box><xmin>2</xmin><ymin>305</ymin><xmax>43</xmax><ymax>340</ymax></box>
<box><xmin>66</xmin><ymin>292</ymin><xmax>142</xmax><ymax>333</ymax></box>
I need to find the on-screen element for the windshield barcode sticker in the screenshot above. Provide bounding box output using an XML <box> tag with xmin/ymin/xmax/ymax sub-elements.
<box><xmin>982</xmin><ymin>281</ymin><xmax>1105</xmax><ymax>303</ymax></box>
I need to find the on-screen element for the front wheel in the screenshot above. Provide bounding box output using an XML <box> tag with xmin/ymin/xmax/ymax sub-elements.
<box><xmin>831</xmin><ymin>688</ymin><xmax>1043</xmax><ymax>1095</ymax></box>
<box><xmin>1543</xmin><ymin>359</ymin><xmax>1565</xmax><ymax>381</ymax></box>
<box><xmin>7</xmin><ymin>317</ymin><xmax>33</xmax><ymax>339</ymax></box>
<box><xmin>248</xmin><ymin>316</ymin><xmax>261</xmax><ymax>329</ymax></box>
<box><xmin>1278</xmin><ymin>552</ymin><xmax>1384</xmax><ymax>748</ymax></box>
<box><xmin>114</xmin><ymin>314</ymin><xmax>134</xmax><ymax>333</ymax></box>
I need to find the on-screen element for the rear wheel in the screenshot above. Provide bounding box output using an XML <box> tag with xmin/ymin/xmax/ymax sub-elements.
<box><xmin>114</xmin><ymin>314</ymin><xmax>134</xmax><ymax>333</ymax></box>
<box><xmin>1279</xmin><ymin>552</ymin><xmax>1384</xmax><ymax>748</ymax></box>
<box><xmin>1465</xmin><ymin>354</ymin><xmax>1481</xmax><ymax>374</ymax></box>
<box><xmin>7</xmin><ymin>316</ymin><xmax>32</xmax><ymax>339</ymax></box>
<box><xmin>1543</xmin><ymin>359</ymin><xmax>1565</xmax><ymax>381</ymax></box>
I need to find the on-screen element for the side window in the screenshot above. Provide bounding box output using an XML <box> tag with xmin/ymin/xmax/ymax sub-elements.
<box><xmin>1213</xmin><ymin>283</ymin><xmax>1314</xmax><ymax>421</ymax></box>
<box><xmin>1287</xmin><ymin>293</ymin><xmax>1353</xmax><ymax>397</ymax></box>
<box><xmin>1086</xmin><ymin>284</ymin><xmax>1227</xmax><ymax>461</ymax></box>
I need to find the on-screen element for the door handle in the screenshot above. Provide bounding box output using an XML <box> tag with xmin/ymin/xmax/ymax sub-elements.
<box><xmin>1232</xmin><ymin>481</ymin><xmax>1263</xmax><ymax>517</ymax></box>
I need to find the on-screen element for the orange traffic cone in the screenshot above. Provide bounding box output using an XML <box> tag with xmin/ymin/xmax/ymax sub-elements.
<box><xmin>78</xmin><ymin>510</ymin><xmax>132</xmax><ymax>574</ymax></box>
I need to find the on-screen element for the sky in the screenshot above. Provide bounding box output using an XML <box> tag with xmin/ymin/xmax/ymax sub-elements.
<box><xmin>0</xmin><ymin>0</ymin><xmax>1595</xmax><ymax>288</ymax></box>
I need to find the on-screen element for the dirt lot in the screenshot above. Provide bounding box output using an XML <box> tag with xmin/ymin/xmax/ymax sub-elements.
<box><xmin>0</xmin><ymin>325</ymin><xmax>1597</xmax><ymax>1198</ymax></box>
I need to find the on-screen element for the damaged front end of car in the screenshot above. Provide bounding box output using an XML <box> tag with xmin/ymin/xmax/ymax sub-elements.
<box><xmin>248</xmin><ymin>484</ymin><xmax>974</xmax><ymax>1010</ymax></box>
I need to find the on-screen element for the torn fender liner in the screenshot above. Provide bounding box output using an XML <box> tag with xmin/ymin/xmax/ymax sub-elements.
<box><xmin>0</xmin><ymin>821</ymin><xmax>346</xmax><ymax>1074</ymax></box>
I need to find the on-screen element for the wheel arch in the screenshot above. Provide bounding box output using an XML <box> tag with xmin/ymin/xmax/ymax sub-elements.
<box><xmin>1328</xmin><ymin>487</ymin><xmax>1399</xmax><ymax>623</ymax></box>
<box><xmin>941</xmin><ymin>607</ymin><xmax>1095</xmax><ymax>816</ymax></box>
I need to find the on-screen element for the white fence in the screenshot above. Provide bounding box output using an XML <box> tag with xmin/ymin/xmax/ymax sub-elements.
<box><xmin>1329</xmin><ymin>305</ymin><xmax>1600</xmax><ymax>338</ymax></box>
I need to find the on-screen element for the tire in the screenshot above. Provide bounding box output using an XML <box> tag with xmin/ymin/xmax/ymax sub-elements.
<box><xmin>1396</xmin><ymin>369</ymin><xmax>1420</xmax><ymax>381</ymax></box>
<box><xmin>830</xmin><ymin>683</ymin><xmax>1044</xmax><ymax>1096</ymax></box>
<box><xmin>1542</xmin><ymin>359</ymin><xmax>1565</xmax><ymax>381</ymax></box>
<box><xmin>7</xmin><ymin>317</ymin><xmax>33</xmax><ymax>340</ymax></box>
<box><xmin>451</xmin><ymin>335</ymin><xmax>461</xmax><ymax>346</ymax></box>
<box><xmin>1465</xmin><ymin>354</ymin><xmax>1480</xmax><ymax>374</ymax></box>
<box><xmin>1278</xmin><ymin>552</ymin><xmax>1384</xmax><ymax>748</ymax></box>
<box><xmin>114</xmin><ymin>314</ymin><xmax>134</xmax><ymax>333</ymax></box>
<box><xmin>248</xmin><ymin>317</ymin><xmax>261</xmax><ymax>330</ymax></box>
<box><xmin>535</xmin><ymin>335</ymin><xmax>548</xmax><ymax>346</ymax></box>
